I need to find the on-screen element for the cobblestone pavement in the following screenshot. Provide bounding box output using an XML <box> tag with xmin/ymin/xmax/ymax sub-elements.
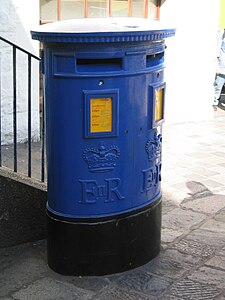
<box><xmin>1</xmin><ymin>107</ymin><xmax>225</xmax><ymax>299</ymax></box>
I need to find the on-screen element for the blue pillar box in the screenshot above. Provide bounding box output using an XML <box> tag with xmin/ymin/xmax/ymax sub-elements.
<box><xmin>31</xmin><ymin>18</ymin><xmax>175</xmax><ymax>275</ymax></box>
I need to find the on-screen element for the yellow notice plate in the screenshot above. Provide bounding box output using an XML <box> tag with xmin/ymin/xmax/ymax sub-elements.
<box><xmin>155</xmin><ymin>89</ymin><xmax>163</xmax><ymax>122</ymax></box>
<box><xmin>90</xmin><ymin>98</ymin><xmax>112</xmax><ymax>133</ymax></box>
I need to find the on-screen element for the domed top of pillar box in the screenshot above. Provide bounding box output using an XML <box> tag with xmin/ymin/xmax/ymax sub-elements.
<box><xmin>31</xmin><ymin>17</ymin><xmax>175</xmax><ymax>43</ymax></box>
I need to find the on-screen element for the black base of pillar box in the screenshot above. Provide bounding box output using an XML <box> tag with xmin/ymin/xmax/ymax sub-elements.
<box><xmin>47</xmin><ymin>197</ymin><xmax>162</xmax><ymax>276</ymax></box>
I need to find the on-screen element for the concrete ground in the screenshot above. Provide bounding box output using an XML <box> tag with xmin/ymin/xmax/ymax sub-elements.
<box><xmin>1</xmin><ymin>106</ymin><xmax>225</xmax><ymax>299</ymax></box>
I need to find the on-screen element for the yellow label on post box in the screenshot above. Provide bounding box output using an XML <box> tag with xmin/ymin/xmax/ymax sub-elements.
<box><xmin>155</xmin><ymin>89</ymin><xmax>163</xmax><ymax>122</ymax></box>
<box><xmin>90</xmin><ymin>98</ymin><xmax>112</xmax><ymax>133</ymax></box>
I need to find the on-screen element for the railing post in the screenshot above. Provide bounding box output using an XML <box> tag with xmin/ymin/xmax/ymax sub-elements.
<box><xmin>0</xmin><ymin>54</ymin><xmax>2</xmax><ymax>167</ymax></box>
<box><xmin>28</xmin><ymin>55</ymin><xmax>32</xmax><ymax>177</ymax></box>
<box><xmin>13</xmin><ymin>46</ymin><xmax>17</xmax><ymax>173</ymax></box>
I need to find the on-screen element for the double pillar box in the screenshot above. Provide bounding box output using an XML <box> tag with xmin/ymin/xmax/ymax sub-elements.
<box><xmin>31</xmin><ymin>18</ymin><xmax>175</xmax><ymax>276</ymax></box>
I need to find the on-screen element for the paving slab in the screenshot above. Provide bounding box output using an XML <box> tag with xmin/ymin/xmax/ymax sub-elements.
<box><xmin>199</xmin><ymin>219</ymin><xmax>225</xmax><ymax>233</ymax></box>
<box><xmin>108</xmin><ymin>270</ymin><xmax>172</xmax><ymax>297</ymax></box>
<box><xmin>12</xmin><ymin>278</ymin><xmax>94</xmax><ymax>300</ymax></box>
<box><xmin>186</xmin><ymin>228</ymin><xmax>225</xmax><ymax>249</ymax></box>
<box><xmin>142</xmin><ymin>249</ymin><xmax>200</xmax><ymax>279</ymax></box>
<box><xmin>188</xmin><ymin>266</ymin><xmax>225</xmax><ymax>289</ymax></box>
<box><xmin>215</xmin><ymin>208</ymin><xmax>225</xmax><ymax>222</ymax></box>
<box><xmin>161</xmin><ymin>227</ymin><xmax>185</xmax><ymax>243</ymax></box>
<box><xmin>181</xmin><ymin>194</ymin><xmax>225</xmax><ymax>214</ymax></box>
<box><xmin>166</xmin><ymin>278</ymin><xmax>222</xmax><ymax>300</ymax></box>
<box><xmin>162</xmin><ymin>208</ymin><xmax>206</xmax><ymax>231</ymax></box>
<box><xmin>204</xmin><ymin>256</ymin><xmax>225</xmax><ymax>271</ymax></box>
<box><xmin>89</xmin><ymin>285</ymin><xmax>154</xmax><ymax>300</ymax></box>
<box><xmin>172</xmin><ymin>239</ymin><xmax>215</xmax><ymax>259</ymax></box>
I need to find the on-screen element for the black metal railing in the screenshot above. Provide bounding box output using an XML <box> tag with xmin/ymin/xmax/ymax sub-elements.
<box><xmin>0</xmin><ymin>36</ymin><xmax>46</xmax><ymax>182</ymax></box>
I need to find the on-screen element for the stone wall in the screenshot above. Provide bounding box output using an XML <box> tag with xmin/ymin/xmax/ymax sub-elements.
<box><xmin>0</xmin><ymin>168</ymin><xmax>47</xmax><ymax>248</ymax></box>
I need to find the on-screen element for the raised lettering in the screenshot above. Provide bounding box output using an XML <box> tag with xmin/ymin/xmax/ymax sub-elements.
<box><xmin>142</xmin><ymin>168</ymin><xmax>154</xmax><ymax>192</ymax></box>
<box><xmin>79</xmin><ymin>180</ymin><xmax>98</xmax><ymax>204</ymax></box>
<box><xmin>104</xmin><ymin>178</ymin><xmax>125</xmax><ymax>203</ymax></box>
<box><xmin>142</xmin><ymin>163</ymin><xmax>161</xmax><ymax>193</ymax></box>
<box><xmin>79</xmin><ymin>178</ymin><xmax>125</xmax><ymax>204</ymax></box>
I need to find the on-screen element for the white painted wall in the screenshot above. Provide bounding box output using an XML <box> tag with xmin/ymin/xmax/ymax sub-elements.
<box><xmin>0</xmin><ymin>0</ymin><xmax>40</xmax><ymax>145</ymax></box>
<box><xmin>160</xmin><ymin>0</ymin><xmax>220</xmax><ymax>124</ymax></box>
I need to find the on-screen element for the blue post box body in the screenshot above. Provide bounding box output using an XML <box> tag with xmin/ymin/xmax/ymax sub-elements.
<box><xmin>32</xmin><ymin>18</ymin><xmax>175</xmax><ymax>275</ymax></box>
